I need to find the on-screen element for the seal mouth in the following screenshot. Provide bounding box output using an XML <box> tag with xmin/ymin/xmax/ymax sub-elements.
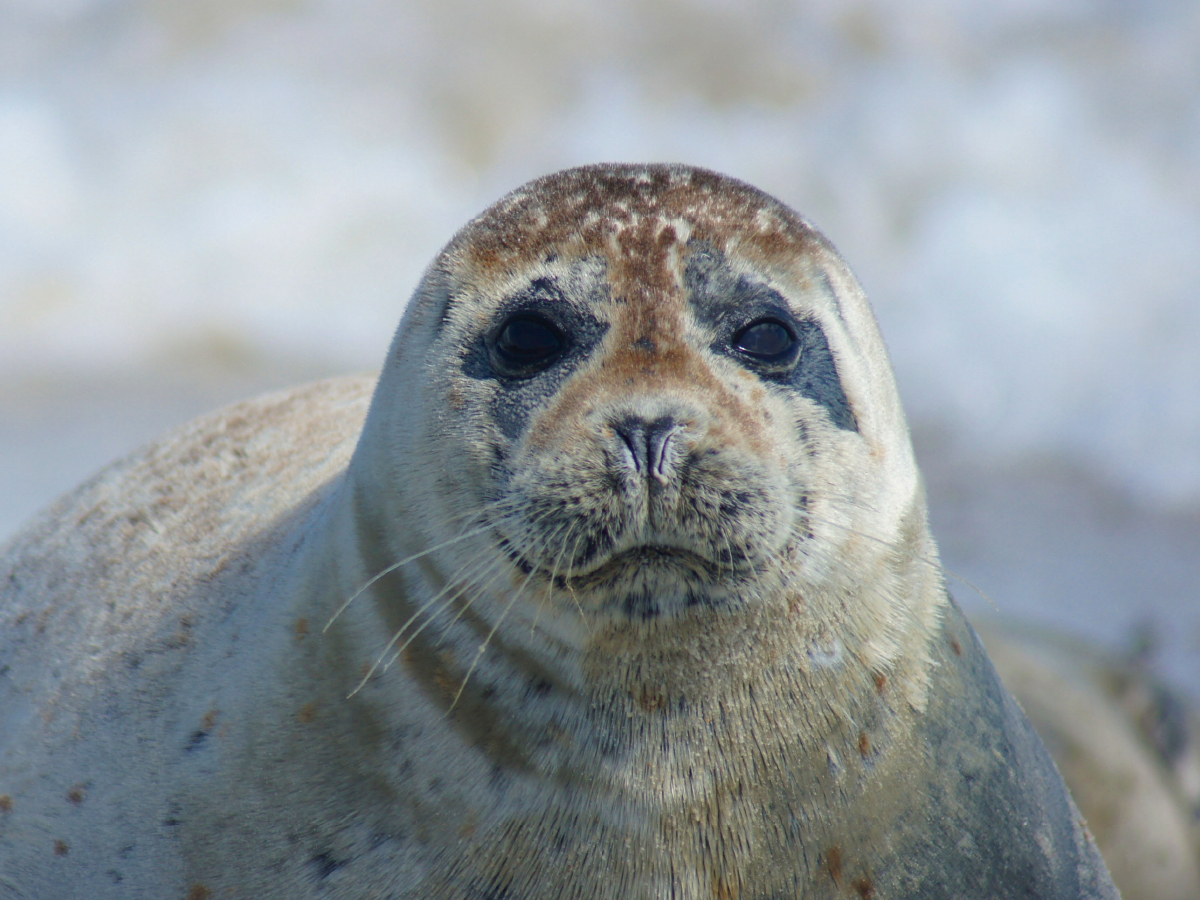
<box><xmin>507</xmin><ymin>539</ymin><xmax>752</xmax><ymax>591</ymax></box>
<box><xmin>575</xmin><ymin>544</ymin><xmax>729</xmax><ymax>585</ymax></box>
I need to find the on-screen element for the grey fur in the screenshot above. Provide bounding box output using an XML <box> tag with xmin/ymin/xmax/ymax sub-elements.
<box><xmin>0</xmin><ymin>165</ymin><xmax>1119</xmax><ymax>898</ymax></box>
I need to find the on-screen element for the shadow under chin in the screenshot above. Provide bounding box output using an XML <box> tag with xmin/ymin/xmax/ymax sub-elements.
<box><xmin>570</xmin><ymin>548</ymin><xmax>762</xmax><ymax>621</ymax></box>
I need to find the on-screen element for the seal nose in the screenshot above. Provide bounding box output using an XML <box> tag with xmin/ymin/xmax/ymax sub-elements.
<box><xmin>613</xmin><ymin>416</ymin><xmax>680</xmax><ymax>483</ymax></box>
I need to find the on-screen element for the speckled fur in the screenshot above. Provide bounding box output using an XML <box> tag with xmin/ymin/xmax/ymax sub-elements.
<box><xmin>0</xmin><ymin>165</ymin><xmax>1118</xmax><ymax>898</ymax></box>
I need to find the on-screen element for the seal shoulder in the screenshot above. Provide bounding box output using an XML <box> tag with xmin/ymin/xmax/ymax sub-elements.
<box><xmin>0</xmin><ymin>375</ymin><xmax>375</xmax><ymax>898</ymax></box>
<box><xmin>0</xmin><ymin>374</ymin><xmax>374</xmax><ymax>713</ymax></box>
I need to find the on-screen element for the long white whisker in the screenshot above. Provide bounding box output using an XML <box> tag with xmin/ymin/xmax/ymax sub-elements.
<box><xmin>345</xmin><ymin>540</ymin><xmax>505</xmax><ymax>697</ymax></box>
<box><xmin>447</xmin><ymin>558</ymin><xmax>542</xmax><ymax>713</ymax></box>
<box><xmin>325</xmin><ymin>521</ymin><xmax>499</xmax><ymax>632</ymax></box>
<box><xmin>791</xmin><ymin>506</ymin><xmax>997</xmax><ymax>611</ymax></box>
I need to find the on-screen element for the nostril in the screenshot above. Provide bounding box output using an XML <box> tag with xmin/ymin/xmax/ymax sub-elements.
<box><xmin>613</xmin><ymin>418</ymin><xmax>647</xmax><ymax>474</ymax></box>
<box><xmin>647</xmin><ymin>421</ymin><xmax>677</xmax><ymax>483</ymax></box>
<box><xmin>613</xmin><ymin>416</ymin><xmax>679</xmax><ymax>481</ymax></box>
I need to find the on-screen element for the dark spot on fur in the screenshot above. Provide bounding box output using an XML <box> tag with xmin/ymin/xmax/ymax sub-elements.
<box><xmin>853</xmin><ymin>876</ymin><xmax>875</xmax><ymax>899</ymax></box>
<box><xmin>66</xmin><ymin>785</ymin><xmax>86</xmax><ymax>805</ymax></box>
<box><xmin>0</xmin><ymin>795</ymin><xmax>12</xmax><ymax>812</ymax></box>
<box><xmin>949</xmin><ymin>636</ymin><xmax>962</xmax><ymax>656</ymax></box>
<box><xmin>825</xmin><ymin>845</ymin><xmax>843</xmax><ymax>885</ymax></box>
<box><xmin>53</xmin><ymin>839</ymin><xmax>69</xmax><ymax>856</ymax></box>
<box><xmin>185</xmin><ymin>709</ymin><xmax>219</xmax><ymax>752</ymax></box>
<box><xmin>873</xmin><ymin>672</ymin><xmax>887</xmax><ymax>694</ymax></box>
<box><xmin>186</xmin><ymin>884</ymin><xmax>212</xmax><ymax>900</ymax></box>
<box><xmin>489</xmin><ymin>764</ymin><xmax>512</xmax><ymax>791</ymax></box>
<box><xmin>309</xmin><ymin>852</ymin><xmax>347</xmax><ymax>880</ymax></box>
<box><xmin>858</xmin><ymin>731</ymin><xmax>871</xmax><ymax>758</ymax></box>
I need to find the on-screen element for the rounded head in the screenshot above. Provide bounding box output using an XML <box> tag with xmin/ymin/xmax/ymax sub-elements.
<box><xmin>352</xmin><ymin>164</ymin><xmax>935</xmax><ymax>668</ymax></box>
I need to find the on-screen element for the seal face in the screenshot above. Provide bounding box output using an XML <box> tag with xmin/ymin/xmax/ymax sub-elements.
<box><xmin>0</xmin><ymin>165</ymin><xmax>1120</xmax><ymax>899</ymax></box>
<box><xmin>368</xmin><ymin>166</ymin><xmax>927</xmax><ymax>654</ymax></box>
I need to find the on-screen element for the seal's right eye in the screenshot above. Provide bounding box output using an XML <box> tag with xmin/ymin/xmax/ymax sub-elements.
<box><xmin>493</xmin><ymin>315</ymin><xmax>565</xmax><ymax>374</ymax></box>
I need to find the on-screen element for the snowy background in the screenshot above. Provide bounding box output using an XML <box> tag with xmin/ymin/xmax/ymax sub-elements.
<box><xmin>1</xmin><ymin>0</ymin><xmax>1198</xmax><ymax>692</ymax></box>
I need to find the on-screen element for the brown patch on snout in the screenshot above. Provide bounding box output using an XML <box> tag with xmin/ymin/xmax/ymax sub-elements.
<box><xmin>857</xmin><ymin>732</ymin><xmax>871</xmax><ymax>758</ymax></box>
<box><xmin>525</xmin><ymin>227</ymin><xmax>773</xmax><ymax>461</ymax></box>
<box><xmin>635</xmin><ymin>683</ymin><xmax>666</xmax><ymax>713</ymax></box>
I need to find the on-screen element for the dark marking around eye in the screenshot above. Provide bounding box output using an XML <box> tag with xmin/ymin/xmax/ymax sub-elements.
<box><xmin>459</xmin><ymin>265</ymin><xmax>610</xmax><ymax>442</ymax></box>
<box><xmin>684</xmin><ymin>239</ymin><xmax>857</xmax><ymax>433</ymax></box>
<box><xmin>785</xmin><ymin>319</ymin><xmax>856</xmax><ymax>432</ymax></box>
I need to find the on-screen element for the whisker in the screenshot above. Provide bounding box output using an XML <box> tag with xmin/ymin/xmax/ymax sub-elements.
<box><xmin>447</xmin><ymin>557</ymin><xmax>542</xmax><ymax>713</ymax></box>
<box><xmin>345</xmin><ymin>541</ymin><xmax>504</xmax><ymax>697</ymax></box>
<box><xmin>559</xmin><ymin>526</ymin><xmax>594</xmax><ymax>635</ymax></box>
<box><xmin>791</xmin><ymin>507</ymin><xmax>998</xmax><ymax>611</ymax></box>
<box><xmin>325</xmin><ymin>521</ymin><xmax>498</xmax><ymax>632</ymax></box>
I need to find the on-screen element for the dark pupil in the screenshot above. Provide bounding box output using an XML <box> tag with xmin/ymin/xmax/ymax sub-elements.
<box><xmin>497</xmin><ymin>316</ymin><xmax>561</xmax><ymax>360</ymax></box>
<box><xmin>735</xmin><ymin>320</ymin><xmax>793</xmax><ymax>358</ymax></box>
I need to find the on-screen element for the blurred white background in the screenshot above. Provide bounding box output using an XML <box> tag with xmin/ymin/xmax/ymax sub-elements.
<box><xmin>1</xmin><ymin>0</ymin><xmax>1198</xmax><ymax>690</ymax></box>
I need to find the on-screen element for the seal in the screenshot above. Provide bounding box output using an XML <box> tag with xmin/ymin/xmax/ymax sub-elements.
<box><xmin>978</xmin><ymin>619</ymin><xmax>1200</xmax><ymax>900</ymax></box>
<box><xmin>0</xmin><ymin>164</ymin><xmax>1119</xmax><ymax>899</ymax></box>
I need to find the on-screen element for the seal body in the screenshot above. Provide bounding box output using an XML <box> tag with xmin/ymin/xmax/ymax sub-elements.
<box><xmin>979</xmin><ymin>621</ymin><xmax>1200</xmax><ymax>900</ymax></box>
<box><xmin>0</xmin><ymin>165</ymin><xmax>1119</xmax><ymax>898</ymax></box>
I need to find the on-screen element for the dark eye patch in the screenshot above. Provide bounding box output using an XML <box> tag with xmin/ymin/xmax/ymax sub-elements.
<box><xmin>459</xmin><ymin>269</ymin><xmax>610</xmax><ymax>443</ymax></box>
<box><xmin>685</xmin><ymin>239</ymin><xmax>858</xmax><ymax>433</ymax></box>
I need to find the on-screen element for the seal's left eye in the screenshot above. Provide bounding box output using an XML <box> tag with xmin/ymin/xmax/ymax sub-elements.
<box><xmin>494</xmin><ymin>315</ymin><xmax>564</xmax><ymax>372</ymax></box>
<box><xmin>733</xmin><ymin>319</ymin><xmax>795</xmax><ymax>361</ymax></box>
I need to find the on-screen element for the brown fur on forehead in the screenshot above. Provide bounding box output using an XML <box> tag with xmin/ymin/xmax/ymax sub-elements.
<box><xmin>445</xmin><ymin>163</ymin><xmax>832</xmax><ymax>286</ymax></box>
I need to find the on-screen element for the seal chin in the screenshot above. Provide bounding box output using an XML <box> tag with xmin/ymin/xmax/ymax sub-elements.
<box><xmin>567</xmin><ymin>543</ymin><xmax>752</xmax><ymax>620</ymax></box>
